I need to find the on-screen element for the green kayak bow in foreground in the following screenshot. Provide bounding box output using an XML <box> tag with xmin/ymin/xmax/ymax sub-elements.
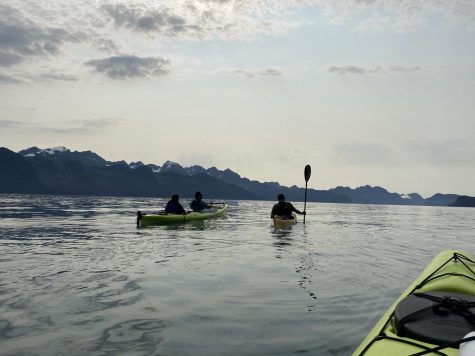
<box><xmin>354</xmin><ymin>250</ymin><xmax>475</xmax><ymax>356</ymax></box>
<box><xmin>137</xmin><ymin>204</ymin><xmax>228</xmax><ymax>227</ymax></box>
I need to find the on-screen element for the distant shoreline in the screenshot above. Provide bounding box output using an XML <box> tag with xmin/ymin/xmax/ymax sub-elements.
<box><xmin>1</xmin><ymin>192</ymin><xmax>473</xmax><ymax>208</ymax></box>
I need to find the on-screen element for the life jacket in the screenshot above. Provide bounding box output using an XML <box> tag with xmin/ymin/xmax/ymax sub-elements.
<box><xmin>275</xmin><ymin>201</ymin><xmax>294</xmax><ymax>217</ymax></box>
<box><xmin>190</xmin><ymin>200</ymin><xmax>206</xmax><ymax>211</ymax></box>
<box><xmin>165</xmin><ymin>200</ymin><xmax>184</xmax><ymax>214</ymax></box>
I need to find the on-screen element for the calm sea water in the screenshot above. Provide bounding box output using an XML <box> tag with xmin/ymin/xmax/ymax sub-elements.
<box><xmin>1</xmin><ymin>194</ymin><xmax>474</xmax><ymax>355</ymax></box>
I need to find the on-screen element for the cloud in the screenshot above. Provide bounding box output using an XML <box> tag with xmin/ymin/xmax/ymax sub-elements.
<box><xmin>0</xmin><ymin>74</ymin><xmax>22</xmax><ymax>84</ymax></box>
<box><xmin>1</xmin><ymin>0</ymin><xmax>472</xmax><ymax>84</ymax></box>
<box><xmin>100</xmin><ymin>4</ymin><xmax>188</xmax><ymax>35</ymax></box>
<box><xmin>98</xmin><ymin>1</ymin><xmax>301</xmax><ymax>41</ymax></box>
<box><xmin>328</xmin><ymin>65</ymin><xmax>382</xmax><ymax>75</ymax></box>
<box><xmin>220</xmin><ymin>67</ymin><xmax>283</xmax><ymax>79</ymax></box>
<box><xmin>403</xmin><ymin>138</ymin><xmax>475</xmax><ymax>166</ymax></box>
<box><xmin>328</xmin><ymin>64</ymin><xmax>421</xmax><ymax>74</ymax></box>
<box><xmin>0</xmin><ymin>119</ymin><xmax>27</xmax><ymax>128</ymax></box>
<box><xmin>36</xmin><ymin>73</ymin><xmax>79</xmax><ymax>82</ymax></box>
<box><xmin>319</xmin><ymin>0</ymin><xmax>475</xmax><ymax>32</ymax></box>
<box><xmin>0</xmin><ymin>4</ymin><xmax>82</xmax><ymax>67</ymax></box>
<box><xmin>0</xmin><ymin>70</ymin><xmax>78</xmax><ymax>85</ymax></box>
<box><xmin>0</xmin><ymin>51</ymin><xmax>23</xmax><ymax>67</ymax></box>
<box><xmin>67</xmin><ymin>118</ymin><xmax>122</xmax><ymax>128</ymax></box>
<box><xmin>86</xmin><ymin>55</ymin><xmax>170</xmax><ymax>79</ymax></box>
<box><xmin>43</xmin><ymin>118</ymin><xmax>122</xmax><ymax>134</ymax></box>
<box><xmin>0</xmin><ymin>118</ymin><xmax>122</xmax><ymax>135</ymax></box>
<box><xmin>97</xmin><ymin>1</ymin><xmax>475</xmax><ymax>41</ymax></box>
<box><xmin>333</xmin><ymin>141</ymin><xmax>400</xmax><ymax>165</ymax></box>
<box><xmin>90</xmin><ymin>37</ymin><xmax>121</xmax><ymax>53</ymax></box>
<box><xmin>333</xmin><ymin>138</ymin><xmax>475</xmax><ymax>168</ymax></box>
<box><xmin>388</xmin><ymin>65</ymin><xmax>421</xmax><ymax>72</ymax></box>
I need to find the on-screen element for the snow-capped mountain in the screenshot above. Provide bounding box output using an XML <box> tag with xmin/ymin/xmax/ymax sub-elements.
<box><xmin>20</xmin><ymin>146</ymin><xmax>70</xmax><ymax>157</ymax></box>
<box><xmin>158</xmin><ymin>161</ymin><xmax>189</xmax><ymax>175</ymax></box>
<box><xmin>3</xmin><ymin>146</ymin><xmax>258</xmax><ymax>199</ymax></box>
<box><xmin>18</xmin><ymin>146</ymin><xmax>108</xmax><ymax>166</ymax></box>
<box><xmin>185</xmin><ymin>165</ymin><xmax>207</xmax><ymax>176</ymax></box>
<box><xmin>147</xmin><ymin>164</ymin><xmax>161</xmax><ymax>173</ymax></box>
<box><xmin>20</xmin><ymin>146</ymin><xmax>51</xmax><ymax>156</ymax></box>
<box><xmin>129</xmin><ymin>161</ymin><xmax>145</xmax><ymax>169</ymax></box>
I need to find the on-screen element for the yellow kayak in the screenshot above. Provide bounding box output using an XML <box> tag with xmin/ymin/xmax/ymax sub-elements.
<box><xmin>273</xmin><ymin>214</ymin><xmax>297</xmax><ymax>229</ymax></box>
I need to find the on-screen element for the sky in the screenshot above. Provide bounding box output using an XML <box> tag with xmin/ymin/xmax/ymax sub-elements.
<box><xmin>1</xmin><ymin>0</ymin><xmax>474</xmax><ymax>197</ymax></box>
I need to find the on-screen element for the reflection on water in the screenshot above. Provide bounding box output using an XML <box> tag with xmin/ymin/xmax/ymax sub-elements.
<box><xmin>90</xmin><ymin>319</ymin><xmax>168</xmax><ymax>355</ymax></box>
<box><xmin>272</xmin><ymin>226</ymin><xmax>319</xmax><ymax>312</ymax></box>
<box><xmin>1</xmin><ymin>194</ymin><xmax>475</xmax><ymax>355</ymax></box>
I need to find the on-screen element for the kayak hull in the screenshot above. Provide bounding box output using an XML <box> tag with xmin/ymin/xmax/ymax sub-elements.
<box><xmin>139</xmin><ymin>205</ymin><xmax>228</xmax><ymax>227</ymax></box>
<box><xmin>353</xmin><ymin>250</ymin><xmax>475</xmax><ymax>356</ymax></box>
<box><xmin>273</xmin><ymin>214</ymin><xmax>297</xmax><ymax>229</ymax></box>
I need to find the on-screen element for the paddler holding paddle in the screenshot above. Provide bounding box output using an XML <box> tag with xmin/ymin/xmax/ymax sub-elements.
<box><xmin>271</xmin><ymin>194</ymin><xmax>306</xmax><ymax>219</ymax></box>
<box><xmin>271</xmin><ymin>165</ymin><xmax>311</xmax><ymax>222</ymax></box>
<box><xmin>190</xmin><ymin>191</ymin><xmax>212</xmax><ymax>211</ymax></box>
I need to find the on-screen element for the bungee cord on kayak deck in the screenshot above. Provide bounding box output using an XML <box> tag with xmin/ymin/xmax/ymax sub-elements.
<box><xmin>413</xmin><ymin>253</ymin><xmax>475</xmax><ymax>290</ymax></box>
<box><xmin>409</xmin><ymin>335</ymin><xmax>475</xmax><ymax>356</ymax></box>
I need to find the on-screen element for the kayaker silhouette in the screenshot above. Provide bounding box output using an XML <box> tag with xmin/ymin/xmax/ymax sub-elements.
<box><xmin>271</xmin><ymin>194</ymin><xmax>306</xmax><ymax>219</ymax></box>
<box><xmin>165</xmin><ymin>194</ymin><xmax>186</xmax><ymax>214</ymax></box>
<box><xmin>190</xmin><ymin>191</ymin><xmax>212</xmax><ymax>211</ymax></box>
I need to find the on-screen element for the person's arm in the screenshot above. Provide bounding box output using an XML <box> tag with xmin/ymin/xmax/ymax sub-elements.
<box><xmin>177</xmin><ymin>203</ymin><xmax>186</xmax><ymax>214</ymax></box>
<box><xmin>290</xmin><ymin>203</ymin><xmax>306</xmax><ymax>215</ymax></box>
<box><xmin>271</xmin><ymin>204</ymin><xmax>278</xmax><ymax>218</ymax></box>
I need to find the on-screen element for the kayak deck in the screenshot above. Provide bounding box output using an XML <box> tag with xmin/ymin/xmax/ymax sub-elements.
<box><xmin>138</xmin><ymin>204</ymin><xmax>228</xmax><ymax>227</ymax></box>
<box><xmin>353</xmin><ymin>250</ymin><xmax>475</xmax><ymax>356</ymax></box>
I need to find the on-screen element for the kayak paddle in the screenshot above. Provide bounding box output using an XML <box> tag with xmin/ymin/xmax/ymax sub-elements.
<box><xmin>304</xmin><ymin>164</ymin><xmax>311</xmax><ymax>223</ymax></box>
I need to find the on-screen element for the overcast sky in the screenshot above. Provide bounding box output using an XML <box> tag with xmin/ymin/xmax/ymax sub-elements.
<box><xmin>1</xmin><ymin>0</ymin><xmax>474</xmax><ymax>197</ymax></box>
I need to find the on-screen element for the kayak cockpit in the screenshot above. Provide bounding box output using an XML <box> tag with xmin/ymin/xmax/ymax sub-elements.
<box><xmin>354</xmin><ymin>251</ymin><xmax>475</xmax><ymax>356</ymax></box>
<box><xmin>394</xmin><ymin>290</ymin><xmax>475</xmax><ymax>346</ymax></box>
<box><xmin>273</xmin><ymin>213</ymin><xmax>297</xmax><ymax>229</ymax></box>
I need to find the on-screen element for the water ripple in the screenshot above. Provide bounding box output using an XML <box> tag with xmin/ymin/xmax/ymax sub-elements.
<box><xmin>1</xmin><ymin>195</ymin><xmax>475</xmax><ymax>355</ymax></box>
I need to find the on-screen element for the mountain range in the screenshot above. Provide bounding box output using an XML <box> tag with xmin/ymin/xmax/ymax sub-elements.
<box><xmin>0</xmin><ymin>146</ymin><xmax>473</xmax><ymax>207</ymax></box>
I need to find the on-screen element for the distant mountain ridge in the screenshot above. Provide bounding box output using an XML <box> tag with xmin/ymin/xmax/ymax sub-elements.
<box><xmin>329</xmin><ymin>186</ymin><xmax>425</xmax><ymax>205</ymax></box>
<box><xmin>450</xmin><ymin>196</ymin><xmax>475</xmax><ymax>207</ymax></box>
<box><xmin>18</xmin><ymin>146</ymin><xmax>108</xmax><ymax>167</ymax></box>
<box><xmin>0</xmin><ymin>148</ymin><xmax>46</xmax><ymax>194</ymax></box>
<box><xmin>0</xmin><ymin>146</ymin><xmax>470</xmax><ymax>206</ymax></box>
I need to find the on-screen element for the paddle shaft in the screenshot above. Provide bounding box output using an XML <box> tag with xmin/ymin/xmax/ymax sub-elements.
<box><xmin>304</xmin><ymin>181</ymin><xmax>308</xmax><ymax>223</ymax></box>
<box><xmin>303</xmin><ymin>164</ymin><xmax>311</xmax><ymax>224</ymax></box>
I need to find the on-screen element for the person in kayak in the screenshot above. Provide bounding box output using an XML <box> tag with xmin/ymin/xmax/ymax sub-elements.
<box><xmin>271</xmin><ymin>194</ymin><xmax>306</xmax><ymax>219</ymax></box>
<box><xmin>190</xmin><ymin>191</ymin><xmax>212</xmax><ymax>211</ymax></box>
<box><xmin>165</xmin><ymin>194</ymin><xmax>186</xmax><ymax>214</ymax></box>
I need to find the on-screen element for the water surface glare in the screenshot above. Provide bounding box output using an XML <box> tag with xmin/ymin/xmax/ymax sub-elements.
<box><xmin>1</xmin><ymin>194</ymin><xmax>474</xmax><ymax>355</ymax></box>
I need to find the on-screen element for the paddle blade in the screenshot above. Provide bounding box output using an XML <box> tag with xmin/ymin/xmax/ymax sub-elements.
<box><xmin>304</xmin><ymin>165</ymin><xmax>311</xmax><ymax>182</ymax></box>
